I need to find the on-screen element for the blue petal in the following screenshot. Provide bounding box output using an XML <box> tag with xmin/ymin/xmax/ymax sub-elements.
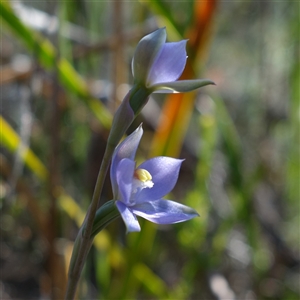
<box><xmin>116</xmin><ymin>201</ymin><xmax>141</xmax><ymax>232</ymax></box>
<box><xmin>132</xmin><ymin>28</ymin><xmax>166</xmax><ymax>85</ymax></box>
<box><xmin>147</xmin><ymin>40</ymin><xmax>187</xmax><ymax>87</ymax></box>
<box><xmin>135</xmin><ymin>157</ymin><xmax>183</xmax><ymax>203</ymax></box>
<box><xmin>151</xmin><ymin>79</ymin><xmax>215</xmax><ymax>93</ymax></box>
<box><xmin>131</xmin><ymin>199</ymin><xmax>199</xmax><ymax>224</ymax></box>
<box><xmin>110</xmin><ymin>125</ymin><xmax>143</xmax><ymax>198</ymax></box>
<box><xmin>116</xmin><ymin>158</ymin><xmax>135</xmax><ymax>204</ymax></box>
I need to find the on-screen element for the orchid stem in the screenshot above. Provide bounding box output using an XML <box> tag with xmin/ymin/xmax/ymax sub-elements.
<box><xmin>64</xmin><ymin>137</ymin><xmax>117</xmax><ymax>300</ymax></box>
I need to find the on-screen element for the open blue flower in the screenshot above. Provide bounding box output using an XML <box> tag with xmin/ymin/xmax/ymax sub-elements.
<box><xmin>110</xmin><ymin>125</ymin><xmax>199</xmax><ymax>232</ymax></box>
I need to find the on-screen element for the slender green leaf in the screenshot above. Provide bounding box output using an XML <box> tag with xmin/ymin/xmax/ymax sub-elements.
<box><xmin>0</xmin><ymin>116</ymin><xmax>48</xmax><ymax>181</ymax></box>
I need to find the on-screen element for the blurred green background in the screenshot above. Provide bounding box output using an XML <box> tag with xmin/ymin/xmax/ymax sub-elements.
<box><xmin>0</xmin><ymin>1</ymin><xmax>299</xmax><ymax>299</ymax></box>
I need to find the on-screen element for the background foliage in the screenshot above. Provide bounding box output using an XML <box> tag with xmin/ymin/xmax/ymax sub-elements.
<box><xmin>1</xmin><ymin>1</ymin><xmax>299</xmax><ymax>299</ymax></box>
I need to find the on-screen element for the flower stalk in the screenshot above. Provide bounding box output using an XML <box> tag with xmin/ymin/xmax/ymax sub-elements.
<box><xmin>65</xmin><ymin>138</ymin><xmax>115</xmax><ymax>300</ymax></box>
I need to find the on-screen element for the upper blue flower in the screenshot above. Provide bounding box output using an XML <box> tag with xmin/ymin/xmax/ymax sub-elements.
<box><xmin>110</xmin><ymin>125</ymin><xmax>199</xmax><ymax>232</ymax></box>
<box><xmin>131</xmin><ymin>27</ymin><xmax>214</xmax><ymax>94</ymax></box>
<box><xmin>108</xmin><ymin>28</ymin><xmax>215</xmax><ymax>144</ymax></box>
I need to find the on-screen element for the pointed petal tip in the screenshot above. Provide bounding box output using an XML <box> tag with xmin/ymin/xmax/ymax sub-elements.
<box><xmin>129</xmin><ymin>123</ymin><xmax>143</xmax><ymax>140</ymax></box>
<box><xmin>157</xmin><ymin>26</ymin><xmax>166</xmax><ymax>32</ymax></box>
<box><xmin>116</xmin><ymin>201</ymin><xmax>141</xmax><ymax>233</ymax></box>
<box><xmin>178</xmin><ymin>205</ymin><xmax>199</xmax><ymax>219</ymax></box>
<box><xmin>199</xmin><ymin>79</ymin><xmax>216</xmax><ymax>86</ymax></box>
<box><xmin>147</xmin><ymin>27</ymin><xmax>166</xmax><ymax>40</ymax></box>
<box><xmin>135</xmin><ymin>123</ymin><xmax>143</xmax><ymax>134</ymax></box>
<box><xmin>126</xmin><ymin>227</ymin><xmax>141</xmax><ymax>234</ymax></box>
<box><xmin>132</xmin><ymin>200</ymin><xmax>199</xmax><ymax>225</ymax></box>
<box><xmin>148</xmin><ymin>27</ymin><xmax>167</xmax><ymax>40</ymax></box>
<box><xmin>184</xmin><ymin>207</ymin><xmax>200</xmax><ymax>217</ymax></box>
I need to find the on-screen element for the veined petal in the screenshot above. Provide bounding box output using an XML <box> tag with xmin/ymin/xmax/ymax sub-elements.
<box><xmin>132</xmin><ymin>28</ymin><xmax>166</xmax><ymax>85</ymax></box>
<box><xmin>116</xmin><ymin>158</ymin><xmax>135</xmax><ymax>204</ymax></box>
<box><xmin>147</xmin><ymin>40</ymin><xmax>187</xmax><ymax>86</ymax></box>
<box><xmin>110</xmin><ymin>125</ymin><xmax>143</xmax><ymax>196</ymax></box>
<box><xmin>151</xmin><ymin>79</ymin><xmax>215</xmax><ymax>93</ymax></box>
<box><xmin>116</xmin><ymin>201</ymin><xmax>141</xmax><ymax>232</ymax></box>
<box><xmin>132</xmin><ymin>199</ymin><xmax>199</xmax><ymax>224</ymax></box>
<box><xmin>136</xmin><ymin>157</ymin><xmax>183</xmax><ymax>203</ymax></box>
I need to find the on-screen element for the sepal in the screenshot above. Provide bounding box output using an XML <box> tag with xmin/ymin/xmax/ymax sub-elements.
<box><xmin>91</xmin><ymin>200</ymin><xmax>120</xmax><ymax>237</ymax></box>
<box><xmin>152</xmin><ymin>79</ymin><xmax>215</xmax><ymax>93</ymax></box>
<box><xmin>132</xmin><ymin>28</ymin><xmax>167</xmax><ymax>85</ymax></box>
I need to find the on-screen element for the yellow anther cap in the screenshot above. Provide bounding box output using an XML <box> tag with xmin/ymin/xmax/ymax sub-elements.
<box><xmin>134</xmin><ymin>169</ymin><xmax>152</xmax><ymax>182</ymax></box>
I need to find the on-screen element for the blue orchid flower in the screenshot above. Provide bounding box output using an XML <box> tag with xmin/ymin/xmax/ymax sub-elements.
<box><xmin>109</xmin><ymin>27</ymin><xmax>214</xmax><ymax>145</ymax></box>
<box><xmin>128</xmin><ymin>27</ymin><xmax>214</xmax><ymax>113</ymax></box>
<box><xmin>132</xmin><ymin>27</ymin><xmax>213</xmax><ymax>93</ymax></box>
<box><xmin>110</xmin><ymin>125</ymin><xmax>199</xmax><ymax>232</ymax></box>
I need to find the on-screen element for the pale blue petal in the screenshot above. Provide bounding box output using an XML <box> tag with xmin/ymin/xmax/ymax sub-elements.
<box><xmin>116</xmin><ymin>158</ymin><xmax>135</xmax><ymax>205</ymax></box>
<box><xmin>110</xmin><ymin>125</ymin><xmax>143</xmax><ymax>198</ymax></box>
<box><xmin>132</xmin><ymin>28</ymin><xmax>166</xmax><ymax>85</ymax></box>
<box><xmin>132</xmin><ymin>199</ymin><xmax>199</xmax><ymax>224</ymax></box>
<box><xmin>147</xmin><ymin>41</ymin><xmax>187</xmax><ymax>86</ymax></box>
<box><xmin>151</xmin><ymin>79</ymin><xmax>215</xmax><ymax>93</ymax></box>
<box><xmin>116</xmin><ymin>201</ymin><xmax>141</xmax><ymax>232</ymax></box>
<box><xmin>135</xmin><ymin>157</ymin><xmax>183</xmax><ymax>203</ymax></box>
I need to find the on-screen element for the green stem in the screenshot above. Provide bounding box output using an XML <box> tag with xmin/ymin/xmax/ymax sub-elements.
<box><xmin>65</xmin><ymin>200</ymin><xmax>120</xmax><ymax>299</ymax></box>
<box><xmin>64</xmin><ymin>141</ymin><xmax>115</xmax><ymax>300</ymax></box>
